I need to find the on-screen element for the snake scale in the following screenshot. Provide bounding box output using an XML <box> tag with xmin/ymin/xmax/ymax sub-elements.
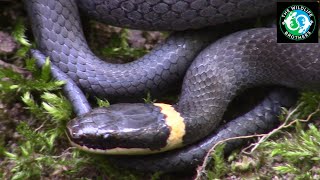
<box><xmin>25</xmin><ymin>0</ymin><xmax>320</xmax><ymax>173</ymax></box>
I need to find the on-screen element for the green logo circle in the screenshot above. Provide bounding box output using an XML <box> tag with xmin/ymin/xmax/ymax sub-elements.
<box><xmin>279</xmin><ymin>5</ymin><xmax>316</xmax><ymax>41</ymax></box>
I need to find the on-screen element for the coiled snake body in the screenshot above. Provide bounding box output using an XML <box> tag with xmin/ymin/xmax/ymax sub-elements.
<box><xmin>26</xmin><ymin>0</ymin><xmax>320</xmax><ymax>172</ymax></box>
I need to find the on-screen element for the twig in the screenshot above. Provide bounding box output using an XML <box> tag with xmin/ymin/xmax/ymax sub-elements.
<box><xmin>195</xmin><ymin>103</ymin><xmax>320</xmax><ymax>180</ymax></box>
<box><xmin>243</xmin><ymin>103</ymin><xmax>320</xmax><ymax>154</ymax></box>
<box><xmin>34</xmin><ymin>120</ymin><xmax>48</xmax><ymax>132</ymax></box>
<box><xmin>52</xmin><ymin>147</ymin><xmax>75</xmax><ymax>159</ymax></box>
<box><xmin>195</xmin><ymin>134</ymin><xmax>268</xmax><ymax>180</ymax></box>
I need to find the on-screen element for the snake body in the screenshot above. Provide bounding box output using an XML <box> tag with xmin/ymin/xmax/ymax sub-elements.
<box><xmin>76</xmin><ymin>0</ymin><xmax>276</xmax><ymax>30</ymax></box>
<box><xmin>33</xmin><ymin>50</ymin><xmax>298</xmax><ymax>172</ymax></box>
<box><xmin>24</xmin><ymin>0</ymin><xmax>277</xmax><ymax>101</ymax></box>
<box><xmin>25</xmin><ymin>0</ymin><xmax>320</xmax><ymax>173</ymax></box>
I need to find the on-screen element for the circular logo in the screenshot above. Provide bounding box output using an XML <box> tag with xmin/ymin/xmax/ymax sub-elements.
<box><xmin>280</xmin><ymin>5</ymin><xmax>316</xmax><ymax>41</ymax></box>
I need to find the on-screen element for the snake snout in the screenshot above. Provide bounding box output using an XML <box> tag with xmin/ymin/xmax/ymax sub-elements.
<box><xmin>66</xmin><ymin>103</ymin><xmax>172</xmax><ymax>154</ymax></box>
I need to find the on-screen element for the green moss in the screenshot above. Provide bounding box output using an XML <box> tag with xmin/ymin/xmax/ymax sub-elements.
<box><xmin>2</xmin><ymin>9</ymin><xmax>320</xmax><ymax>180</ymax></box>
<box><xmin>196</xmin><ymin>91</ymin><xmax>320</xmax><ymax>179</ymax></box>
<box><xmin>0</xmin><ymin>19</ymin><xmax>151</xmax><ymax>179</ymax></box>
<box><xmin>100</xmin><ymin>29</ymin><xmax>148</xmax><ymax>59</ymax></box>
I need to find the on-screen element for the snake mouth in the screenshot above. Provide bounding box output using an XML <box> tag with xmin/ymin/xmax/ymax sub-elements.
<box><xmin>66</xmin><ymin>103</ymin><xmax>184</xmax><ymax>154</ymax></box>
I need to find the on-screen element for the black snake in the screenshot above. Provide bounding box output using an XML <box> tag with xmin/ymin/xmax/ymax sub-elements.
<box><xmin>25</xmin><ymin>0</ymin><xmax>320</xmax><ymax>173</ymax></box>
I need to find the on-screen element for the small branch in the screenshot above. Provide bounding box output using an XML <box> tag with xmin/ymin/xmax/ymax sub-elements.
<box><xmin>52</xmin><ymin>147</ymin><xmax>75</xmax><ymax>159</ymax></box>
<box><xmin>195</xmin><ymin>103</ymin><xmax>320</xmax><ymax>180</ymax></box>
<box><xmin>243</xmin><ymin>103</ymin><xmax>319</xmax><ymax>154</ymax></box>
<box><xmin>34</xmin><ymin>120</ymin><xmax>48</xmax><ymax>132</ymax></box>
<box><xmin>195</xmin><ymin>134</ymin><xmax>267</xmax><ymax>180</ymax></box>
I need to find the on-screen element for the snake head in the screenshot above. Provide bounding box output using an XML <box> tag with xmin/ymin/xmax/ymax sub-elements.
<box><xmin>67</xmin><ymin>103</ymin><xmax>185</xmax><ymax>155</ymax></box>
